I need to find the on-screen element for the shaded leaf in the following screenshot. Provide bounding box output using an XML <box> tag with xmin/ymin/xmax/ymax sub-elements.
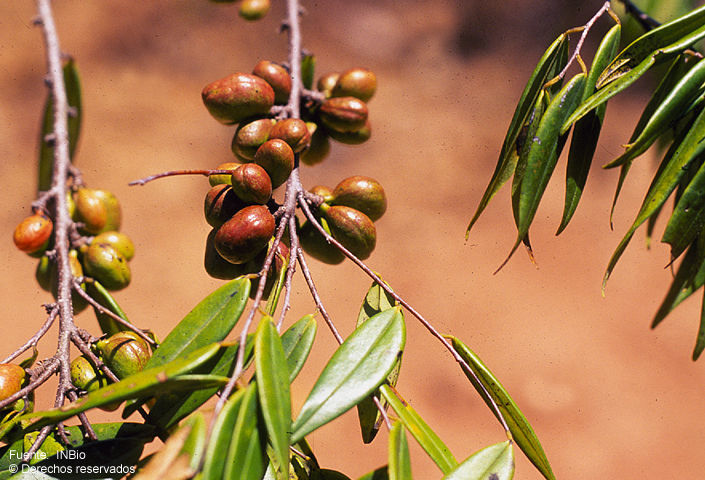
<box><xmin>179</xmin><ymin>412</ymin><xmax>207</xmax><ymax>472</ymax></box>
<box><xmin>379</xmin><ymin>384</ymin><xmax>458</xmax><ymax>474</ymax></box>
<box><xmin>443</xmin><ymin>441</ymin><xmax>514</xmax><ymax>480</ymax></box>
<box><xmin>447</xmin><ymin>336</ymin><xmax>555</xmax><ymax>480</ymax></box>
<box><xmin>281</xmin><ymin>314</ymin><xmax>317</xmax><ymax>383</ymax></box>
<box><xmin>265</xmin><ymin>248</ymin><xmax>290</xmax><ymax>316</ymax></box>
<box><xmin>255</xmin><ymin>316</ymin><xmax>292</xmax><ymax>480</ymax></box>
<box><xmin>694</xmin><ymin>288</ymin><xmax>705</xmax><ymax>360</ymax></box>
<box><xmin>302</xmin><ymin>54</ymin><xmax>316</xmax><ymax>91</ymax></box>
<box><xmin>132</xmin><ymin>422</ymin><xmax>194</xmax><ymax>480</ymax></box>
<box><xmin>224</xmin><ymin>385</ymin><xmax>268</xmax><ymax>480</ymax></box>
<box><xmin>291</xmin><ymin>307</ymin><xmax>405</xmax><ymax>443</ymax></box>
<box><xmin>311</xmin><ymin>470</ymin><xmax>352</xmax><ymax>480</ymax></box>
<box><xmin>357</xmin><ymin>467</ymin><xmax>389</xmax><ymax>480</ymax></box>
<box><xmin>662</xmin><ymin>159</ymin><xmax>705</xmax><ymax>258</ymax></box>
<box><xmin>388</xmin><ymin>422</ymin><xmax>412</xmax><ymax>480</ymax></box>
<box><xmin>87</xmin><ymin>280</ymin><xmax>130</xmax><ymax>336</ymax></box>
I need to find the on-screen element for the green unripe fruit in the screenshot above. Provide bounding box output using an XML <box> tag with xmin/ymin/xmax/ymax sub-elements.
<box><xmin>70</xmin><ymin>356</ymin><xmax>119</xmax><ymax>411</ymax></box>
<box><xmin>299</xmin><ymin>216</ymin><xmax>345</xmax><ymax>265</ymax></box>
<box><xmin>309</xmin><ymin>185</ymin><xmax>334</xmax><ymax>202</ymax></box>
<box><xmin>204</xmin><ymin>184</ymin><xmax>249</xmax><ymax>228</ymax></box>
<box><xmin>231</xmin><ymin>163</ymin><xmax>273</xmax><ymax>204</ymax></box>
<box><xmin>326</xmin><ymin>119</ymin><xmax>371</xmax><ymax>145</ymax></box>
<box><xmin>83</xmin><ymin>243</ymin><xmax>131</xmax><ymax>291</ymax></box>
<box><xmin>50</xmin><ymin>250</ymin><xmax>88</xmax><ymax>314</ymax></box>
<box><xmin>319</xmin><ymin>97</ymin><xmax>368</xmax><ymax>133</ymax></box>
<box><xmin>204</xmin><ymin>229</ymin><xmax>250</xmax><ymax>280</ymax></box>
<box><xmin>252</xmin><ymin>60</ymin><xmax>291</xmax><ymax>104</ymax></box>
<box><xmin>322</xmin><ymin>205</ymin><xmax>376</xmax><ymax>259</ymax></box>
<box><xmin>254</xmin><ymin>139</ymin><xmax>295</xmax><ymax>188</ymax></box>
<box><xmin>202</xmin><ymin>73</ymin><xmax>275</xmax><ymax>124</ymax></box>
<box><xmin>92</xmin><ymin>231</ymin><xmax>135</xmax><ymax>261</ymax></box>
<box><xmin>269</xmin><ymin>118</ymin><xmax>311</xmax><ymax>153</ymax></box>
<box><xmin>36</xmin><ymin>254</ymin><xmax>52</xmax><ymax>292</ymax></box>
<box><xmin>13</xmin><ymin>213</ymin><xmax>52</xmax><ymax>255</ymax></box>
<box><xmin>232</xmin><ymin>119</ymin><xmax>275</xmax><ymax>161</ymax></box>
<box><xmin>317</xmin><ymin>72</ymin><xmax>340</xmax><ymax>98</ymax></box>
<box><xmin>330</xmin><ymin>176</ymin><xmax>387</xmax><ymax>221</ymax></box>
<box><xmin>301</xmin><ymin>124</ymin><xmax>331</xmax><ymax>166</ymax></box>
<box><xmin>239</xmin><ymin>0</ymin><xmax>270</xmax><ymax>21</ymax></box>
<box><xmin>209</xmin><ymin>162</ymin><xmax>241</xmax><ymax>187</ymax></box>
<box><xmin>331</xmin><ymin>67</ymin><xmax>377</xmax><ymax>102</ymax></box>
<box><xmin>97</xmin><ymin>331</ymin><xmax>151</xmax><ymax>380</ymax></box>
<box><xmin>73</xmin><ymin>188</ymin><xmax>121</xmax><ymax>235</ymax></box>
<box><xmin>215</xmin><ymin>205</ymin><xmax>275</xmax><ymax>264</ymax></box>
<box><xmin>0</xmin><ymin>364</ymin><xmax>25</xmax><ymax>403</ymax></box>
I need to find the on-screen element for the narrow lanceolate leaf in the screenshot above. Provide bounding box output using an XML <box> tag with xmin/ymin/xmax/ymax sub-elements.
<box><xmin>558</xmin><ymin>24</ymin><xmax>621</xmax><ymax>234</ymax></box>
<box><xmin>87</xmin><ymin>280</ymin><xmax>130</xmax><ymax>336</ymax></box>
<box><xmin>19</xmin><ymin>343</ymin><xmax>223</xmax><ymax>429</ymax></box>
<box><xmin>302</xmin><ymin>54</ymin><xmax>316</xmax><ymax>91</ymax></box>
<box><xmin>447</xmin><ymin>336</ymin><xmax>555</xmax><ymax>480</ymax></box>
<box><xmin>281</xmin><ymin>314</ymin><xmax>317</xmax><ymax>383</ymax></box>
<box><xmin>265</xmin><ymin>250</ymin><xmax>290</xmax><ymax>316</ymax></box>
<box><xmin>38</xmin><ymin>58</ymin><xmax>81</xmax><ymax>193</ymax></box>
<box><xmin>388</xmin><ymin>422</ymin><xmax>412</xmax><ymax>480</ymax></box>
<box><xmin>255</xmin><ymin>316</ymin><xmax>292</xmax><ymax>480</ymax></box>
<box><xmin>379</xmin><ymin>384</ymin><xmax>458</xmax><ymax>474</ymax></box>
<box><xmin>443</xmin><ymin>441</ymin><xmax>514</xmax><ymax>480</ymax></box>
<box><xmin>357</xmin><ymin>280</ymin><xmax>402</xmax><ymax>444</ymax></box>
<box><xmin>466</xmin><ymin>34</ymin><xmax>568</xmax><ymax>237</ymax></box>
<box><xmin>662</xmin><ymin>160</ymin><xmax>705</xmax><ymax>259</ymax></box>
<box><xmin>202</xmin><ymin>387</ymin><xmax>245</xmax><ymax>480</ymax></box>
<box><xmin>291</xmin><ymin>307</ymin><xmax>405</xmax><ymax>443</ymax></box>
<box><xmin>179</xmin><ymin>413</ymin><xmax>207</xmax><ymax>472</ymax></box>
<box><xmin>504</xmin><ymin>74</ymin><xmax>586</xmax><ymax>265</ymax></box>
<box><xmin>596</xmin><ymin>4</ymin><xmax>705</xmax><ymax>89</ymax></box>
<box><xmin>146</xmin><ymin>277</ymin><xmax>250</xmax><ymax>368</ymax></box>
<box><xmin>603</xmin><ymin>106</ymin><xmax>705</xmax><ymax>292</ymax></box>
<box><xmin>605</xmin><ymin>56</ymin><xmax>705</xmax><ymax>169</ymax></box>
<box><xmin>223</xmin><ymin>385</ymin><xmax>267</xmax><ymax>480</ymax></box>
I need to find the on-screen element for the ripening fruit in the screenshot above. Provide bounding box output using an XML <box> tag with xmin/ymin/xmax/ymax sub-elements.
<box><xmin>204</xmin><ymin>229</ymin><xmax>250</xmax><ymax>280</ymax></box>
<box><xmin>209</xmin><ymin>162</ymin><xmax>241</xmax><ymax>187</ymax></box>
<box><xmin>97</xmin><ymin>331</ymin><xmax>151</xmax><ymax>379</ymax></box>
<box><xmin>318</xmin><ymin>97</ymin><xmax>368</xmax><ymax>133</ymax></box>
<box><xmin>326</xmin><ymin>120</ymin><xmax>371</xmax><ymax>145</ymax></box>
<box><xmin>35</xmin><ymin>254</ymin><xmax>52</xmax><ymax>292</ymax></box>
<box><xmin>239</xmin><ymin>0</ymin><xmax>270</xmax><ymax>21</ymax></box>
<box><xmin>202</xmin><ymin>73</ymin><xmax>275</xmax><ymax>124</ymax></box>
<box><xmin>0</xmin><ymin>364</ymin><xmax>25</xmax><ymax>403</ymax></box>
<box><xmin>301</xmin><ymin>124</ymin><xmax>331</xmax><ymax>166</ymax></box>
<box><xmin>317</xmin><ymin>72</ymin><xmax>340</xmax><ymax>98</ymax></box>
<box><xmin>231</xmin><ymin>163</ymin><xmax>273</xmax><ymax>204</ymax></box>
<box><xmin>322</xmin><ymin>205</ymin><xmax>376</xmax><ymax>259</ymax></box>
<box><xmin>92</xmin><ymin>231</ymin><xmax>135</xmax><ymax>261</ymax></box>
<box><xmin>330</xmin><ymin>176</ymin><xmax>387</xmax><ymax>221</ymax></box>
<box><xmin>309</xmin><ymin>185</ymin><xmax>334</xmax><ymax>202</ymax></box>
<box><xmin>73</xmin><ymin>188</ymin><xmax>121</xmax><ymax>235</ymax></box>
<box><xmin>269</xmin><ymin>118</ymin><xmax>311</xmax><ymax>153</ymax></box>
<box><xmin>331</xmin><ymin>68</ymin><xmax>377</xmax><ymax>102</ymax></box>
<box><xmin>299</xmin><ymin>217</ymin><xmax>345</xmax><ymax>265</ymax></box>
<box><xmin>82</xmin><ymin>243</ymin><xmax>131</xmax><ymax>291</ymax></box>
<box><xmin>215</xmin><ymin>205</ymin><xmax>275</xmax><ymax>264</ymax></box>
<box><xmin>70</xmin><ymin>356</ymin><xmax>120</xmax><ymax>411</ymax></box>
<box><xmin>204</xmin><ymin>184</ymin><xmax>249</xmax><ymax>228</ymax></box>
<box><xmin>254</xmin><ymin>139</ymin><xmax>295</xmax><ymax>188</ymax></box>
<box><xmin>252</xmin><ymin>61</ymin><xmax>291</xmax><ymax>104</ymax></box>
<box><xmin>232</xmin><ymin>119</ymin><xmax>275</xmax><ymax>161</ymax></box>
<box><xmin>13</xmin><ymin>213</ymin><xmax>52</xmax><ymax>255</ymax></box>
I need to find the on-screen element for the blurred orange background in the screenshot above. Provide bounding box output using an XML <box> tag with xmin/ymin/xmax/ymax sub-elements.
<box><xmin>1</xmin><ymin>1</ymin><xmax>704</xmax><ymax>478</ymax></box>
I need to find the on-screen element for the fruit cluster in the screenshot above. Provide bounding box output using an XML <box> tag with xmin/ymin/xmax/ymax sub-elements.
<box><xmin>13</xmin><ymin>187</ymin><xmax>135</xmax><ymax>313</ymax></box>
<box><xmin>70</xmin><ymin>331</ymin><xmax>152</xmax><ymax>411</ymax></box>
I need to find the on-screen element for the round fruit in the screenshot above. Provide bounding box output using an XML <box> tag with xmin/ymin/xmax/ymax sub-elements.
<box><xmin>301</xmin><ymin>124</ymin><xmax>331</xmax><ymax>166</ymax></box>
<box><xmin>317</xmin><ymin>72</ymin><xmax>340</xmax><ymax>98</ymax></box>
<box><xmin>253</xmin><ymin>139</ymin><xmax>295</xmax><ymax>188</ymax></box>
<box><xmin>209</xmin><ymin>162</ymin><xmax>241</xmax><ymax>187</ymax></box>
<box><xmin>252</xmin><ymin>61</ymin><xmax>291</xmax><ymax>104</ymax></box>
<box><xmin>331</xmin><ymin>67</ymin><xmax>377</xmax><ymax>102</ymax></box>
<box><xmin>299</xmin><ymin>217</ymin><xmax>345</xmax><ymax>265</ymax></box>
<box><xmin>204</xmin><ymin>184</ymin><xmax>249</xmax><ymax>228</ymax></box>
<box><xmin>330</xmin><ymin>176</ymin><xmax>387</xmax><ymax>221</ymax></box>
<box><xmin>232</xmin><ymin>119</ymin><xmax>275</xmax><ymax>161</ymax></box>
<box><xmin>97</xmin><ymin>331</ymin><xmax>151</xmax><ymax>380</ymax></box>
<box><xmin>83</xmin><ymin>243</ymin><xmax>131</xmax><ymax>291</ymax></box>
<box><xmin>92</xmin><ymin>231</ymin><xmax>135</xmax><ymax>261</ymax></box>
<box><xmin>13</xmin><ymin>213</ymin><xmax>52</xmax><ymax>254</ymax></box>
<box><xmin>204</xmin><ymin>229</ymin><xmax>250</xmax><ymax>280</ymax></box>
<box><xmin>231</xmin><ymin>163</ymin><xmax>273</xmax><ymax>204</ymax></box>
<box><xmin>73</xmin><ymin>188</ymin><xmax>121</xmax><ymax>235</ymax></box>
<box><xmin>326</xmin><ymin>120</ymin><xmax>371</xmax><ymax>145</ymax></box>
<box><xmin>202</xmin><ymin>73</ymin><xmax>275</xmax><ymax>124</ymax></box>
<box><xmin>239</xmin><ymin>0</ymin><xmax>270</xmax><ymax>21</ymax></box>
<box><xmin>309</xmin><ymin>185</ymin><xmax>334</xmax><ymax>202</ymax></box>
<box><xmin>322</xmin><ymin>205</ymin><xmax>376</xmax><ymax>259</ymax></box>
<box><xmin>214</xmin><ymin>205</ymin><xmax>275</xmax><ymax>264</ymax></box>
<box><xmin>269</xmin><ymin>118</ymin><xmax>311</xmax><ymax>153</ymax></box>
<box><xmin>70</xmin><ymin>356</ymin><xmax>120</xmax><ymax>411</ymax></box>
<box><xmin>0</xmin><ymin>364</ymin><xmax>25</xmax><ymax>403</ymax></box>
<box><xmin>318</xmin><ymin>97</ymin><xmax>368</xmax><ymax>133</ymax></box>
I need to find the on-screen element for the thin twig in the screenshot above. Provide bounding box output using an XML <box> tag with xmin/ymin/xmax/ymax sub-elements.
<box><xmin>129</xmin><ymin>169</ymin><xmax>235</xmax><ymax>186</ymax></box>
<box><xmin>615</xmin><ymin>0</ymin><xmax>661</xmax><ymax>30</ymax></box>
<box><xmin>1</xmin><ymin>307</ymin><xmax>58</xmax><ymax>364</ymax></box>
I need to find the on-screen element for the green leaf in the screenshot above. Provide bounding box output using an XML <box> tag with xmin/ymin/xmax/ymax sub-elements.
<box><xmin>596</xmin><ymin>4</ymin><xmax>705</xmax><ymax>89</ymax></box>
<box><xmin>291</xmin><ymin>307</ymin><xmax>405</xmax><ymax>443</ymax></box>
<box><xmin>466</xmin><ymin>34</ymin><xmax>568</xmax><ymax>237</ymax></box>
<box><xmin>558</xmin><ymin>24</ymin><xmax>621</xmax><ymax>234</ymax></box>
<box><xmin>255</xmin><ymin>316</ymin><xmax>292</xmax><ymax>480</ymax></box>
<box><xmin>86</xmin><ymin>280</ymin><xmax>130</xmax><ymax>336</ymax></box>
<box><xmin>179</xmin><ymin>412</ymin><xmax>207</xmax><ymax>472</ymax></box>
<box><xmin>388</xmin><ymin>422</ymin><xmax>412</xmax><ymax>480</ymax></box>
<box><xmin>38</xmin><ymin>58</ymin><xmax>81</xmax><ymax>193</ymax></box>
<box><xmin>447</xmin><ymin>336</ymin><xmax>555</xmax><ymax>480</ymax></box>
<box><xmin>694</xmin><ymin>288</ymin><xmax>705</xmax><ymax>360</ymax></box>
<box><xmin>202</xmin><ymin>387</ymin><xmax>244</xmax><ymax>480</ymax></box>
<box><xmin>357</xmin><ymin>467</ymin><xmax>389</xmax><ymax>480</ymax></box>
<box><xmin>281</xmin><ymin>314</ymin><xmax>318</xmax><ymax>383</ymax></box>
<box><xmin>311</xmin><ymin>470</ymin><xmax>352</xmax><ymax>480</ymax></box>
<box><xmin>264</xmin><ymin>249</ymin><xmax>290</xmax><ymax>316</ymax></box>
<box><xmin>379</xmin><ymin>384</ymin><xmax>458</xmax><ymax>474</ymax></box>
<box><xmin>302</xmin><ymin>54</ymin><xmax>316</xmax><ymax>91</ymax></box>
<box><xmin>443</xmin><ymin>441</ymin><xmax>514</xmax><ymax>480</ymax></box>
<box><xmin>603</xmin><ymin>106</ymin><xmax>705</xmax><ymax>292</ymax></box>
<box><xmin>146</xmin><ymin>277</ymin><xmax>250</xmax><ymax>369</ymax></box>
<box><xmin>662</xmin><ymin>160</ymin><xmax>705</xmax><ymax>258</ymax></box>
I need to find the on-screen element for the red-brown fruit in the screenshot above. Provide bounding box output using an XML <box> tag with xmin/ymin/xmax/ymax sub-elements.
<box><xmin>330</xmin><ymin>175</ymin><xmax>387</xmax><ymax>221</ymax></box>
<box><xmin>318</xmin><ymin>97</ymin><xmax>368</xmax><ymax>133</ymax></box>
<box><xmin>269</xmin><ymin>118</ymin><xmax>311</xmax><ymax>153</ymax></box>
<box><xmin>326</xmin><ymin>119</ymin><xmax>372</xmax><ymax>145</ymax></box>
<box><xmin>322</xmin><ymin>205</ymin><xmax>376</xmax><ymax>260</ymax></box>
<box><xmin>214</xmin><ymin>205</ymin><xmax>275</xmax><ymax>264</ymax></box>
<box><xmin>13</xmin><ymin>213</ymin><xmax>52</xmax><ymax>254</ymax></box>
<box><xmin>231</xmin><ymin>163</ymin><xmax>273</xmax><ymax>204</ymax></box>
<box><xmin>252</xmin><ymin>61</ymin><xmax>291</xmax><ymax>104</ymax></box>
<box><xmin>202</xmin><ymin>73</ymin><xmax>274</xmax><ymax>124</ymax></box>
<box><xmin>231</xmin><ymin>118</ymin><xmax>276</xmax><ymax>161</ymax></box>
<box><xmin>331</xmin><ymin>67</ymin><xmax>377</xmax><ymax>102</ymax></box>
<box><xmin>0</xmin><ymin>364</ymin><xmax>25</xmax><ymax>403</ymax></box>
<box><xmin>253</xmin><ymin>139</ymin><xmax>295</xmax><ymax>188</ymax></box>
<box><xmin>204</xmin><ymin>184</ymin><xmax>249</xmax><ymax>228</ymax></box>
<box><xmin>316</xmin><ymin>72</ymin><xmax>340</xmax><ymax>98</ymax></box>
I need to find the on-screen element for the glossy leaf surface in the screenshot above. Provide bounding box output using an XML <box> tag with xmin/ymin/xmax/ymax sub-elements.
<box><xmin>443</xmin><ymin>441</ymin><xmax>514</xmax><ymax>480</ymax></box>
<box><xmin>388</xmin><ymin>422</ymin><xmax>412</xmax><ymax>480</ymax></box>
<box><xmin>281</xmin><ymin>314</ymin><xmax>317</xmax><ymax>383</ymax></box>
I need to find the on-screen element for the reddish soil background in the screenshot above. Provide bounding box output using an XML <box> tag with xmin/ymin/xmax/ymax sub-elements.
<box><xmin>2</xmin><ymin>1</ymin><xmax>705</xmax><ymax>478</ymax></box>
